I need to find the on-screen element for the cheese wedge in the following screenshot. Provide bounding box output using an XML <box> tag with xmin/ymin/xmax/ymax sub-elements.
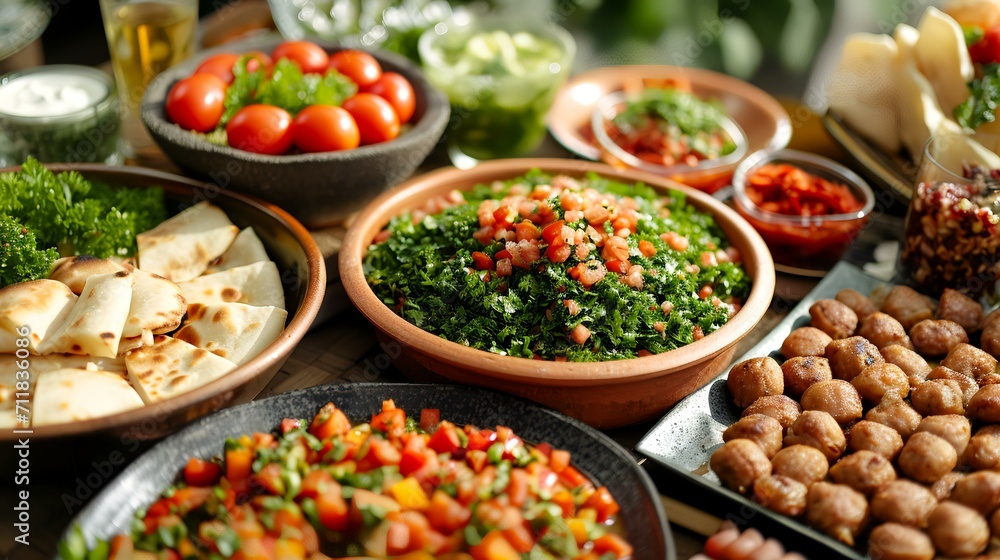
<box><xmin>119</xmin><ymin>269</ymin><xmax>187</xmax><ymax>354</ymax></box>
<box><xmin>137</xmin><ymin>202</ymin><xmax>240</xmax><ymax>282</ymax></box>
<box><xmin>0</xmin><ymin>279</ymin><xmax>78</xmax><ymax>353</ymax></box>
<box><xmin>49</xmin><ymin>256</ymin><xmax>126</xmax><ymax>295</ymax></box>
<box><xmin>178</xmin><ymin>261</ymin><xmax>285</xmax><ymax>310</ymax></box>
<box><xmin>36</xmin><ymin>270</ymin><xmax>134</xmax><ymax>358</ymax></box>
<box><xmin>32</xmin><ymin>368</ymin><xmax>143</xmax><ymax>426</ymax></box>
<box><xmin>205</xmin><ymin>227</ymin><xmax>269</xmax><ymax>274</ymax></box>
<box><xmin>174</xmin><ymin>303</ymin><xmax>287</xmax><ymax>365</ymax></box>
<box><xmin>126</xmin><ymin>335</ymin><xmax>237</xmax><ymax>404</ymax></box>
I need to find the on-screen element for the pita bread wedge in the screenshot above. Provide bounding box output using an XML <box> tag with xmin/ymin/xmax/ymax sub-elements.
<box><xmin>205</xmin><ymin>228</ymin><xmax>269</xmax><ymax>274</ymax></box>
<box><xmin>0</xmin><ymin>358</ymin><xmax>34</xmax><ymax>429</ymax></box>
<box><xmin>119</xmin><ymin>269</ymin><xmax>187</xmax><ymax>354</ymax></box>
<box><xmin>32</xmin><ymin>368</ymin><xmax>143</xmax><ymax>426</ymax></box>
<box><xmin>137</xmin><ymin>201</ymin><xmax>240</xmax><ymax>282</ymax></box>
<box><xmin>15</xmin><ymin>353</ymin><xmax>127</xmax><ymax>376</ymax></box>
<box><xmin>49</xmin><ymin>256</ymin><xmax>126</xmax><ymax>294</ymax></box>
<box><xmin>37</xmin><ymin>270</ymin><xmax>134</xmax><ymax>358</ymax></box>
<box><xmin>126</xmin><ymin>335</ymin><xmax>237</xmax><ymax>404</ymax></box>
<box><xmin>178</xmin><ymin>261</ymin><xmax>285</xmax><ymax>310</ymax></box>
<box><xmin>0</xmin><ymin>279</ymin><xmax>77</xmax><ymax>353</ymax></box>
<box><xmin>174</xmin><ymin>303</ymin><xmax>287</xmax><ymax>365</ymax></box>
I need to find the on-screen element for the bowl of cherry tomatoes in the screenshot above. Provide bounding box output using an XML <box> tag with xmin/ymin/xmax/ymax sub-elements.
<box><xmin>141</xmin><ymin>34</ymin><xmax>450</xmax><ymax>228</ymax></box>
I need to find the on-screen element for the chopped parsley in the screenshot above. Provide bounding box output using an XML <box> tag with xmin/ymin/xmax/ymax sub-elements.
<box><xmin>363</xmin><ymin>170</ymin><xmax>751</xmax><ymax>361</ymax></box>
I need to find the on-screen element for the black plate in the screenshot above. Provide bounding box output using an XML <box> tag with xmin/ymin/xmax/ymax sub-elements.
<box><xmin>636</xmin><ymin>262</ymin><xmax>885</xmax><ymax>559</ymax></box>
<box><xmin>63</xmin><ymin>383</ymin><xmax>674</xmax><ymax>559</ymax></box>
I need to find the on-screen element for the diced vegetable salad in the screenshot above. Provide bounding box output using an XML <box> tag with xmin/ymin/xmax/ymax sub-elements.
<box><xmin>61</xmin><ymin>400</ymin><xmax>633</xmax><ymax>560</ymax></box>
<box><xmin>364</xmin><ymin>170</ymin><xmax>751</xmax><ymax>361</ymax></box>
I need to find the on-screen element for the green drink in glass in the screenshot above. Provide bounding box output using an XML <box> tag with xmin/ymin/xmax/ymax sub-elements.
<box><xmin>419</xmin><ymin>17</ymin><xmax>575</xmax><ymax>165</ymax></box>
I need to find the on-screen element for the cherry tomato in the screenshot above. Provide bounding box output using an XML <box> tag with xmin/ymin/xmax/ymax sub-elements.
<box><xmin>226</xmin><ymin>104</ymin><xmax>294</xmax><ymax>155</ymax></box>
<box><xmin>271</xmin><ymin>41</ymin><xmax>329</xmax><ymax>74</ymax></box>
<box><xmin>165</xmin><ymin>74</ymin><xmax>227</xmax><ymax>133</ymax></box>
<box><xmin>194</xmin><ymin>53</ymin><xmax>240</xmax><ymax>84</ymax></box>
<box><xmin>342</xmin><ymin>93</ymin><xmax>400</xmax><ymax>145</ymax></box>
<box><xmin>328</xmin><ymin>50</ymin><xmax>382</xmax><ymax>88</ymax></box>
<box><xmin>365</xmin><ymin>72</ymin><xmax>415</xmax><ymax>123</ymax></box>
<box><xmin>970</xmin><ymin>26</ymin><xmax>1000</xmax><ymax>64</ymax></box>
<box><xmin>245</xmin><ymin>50</ymin><xmax>273</xmax><ymax>74</ymax></box>
<box><xmin>292</xmin><ymin>105</ymin><xmax>360</xmax><ymax>152</ymax></box>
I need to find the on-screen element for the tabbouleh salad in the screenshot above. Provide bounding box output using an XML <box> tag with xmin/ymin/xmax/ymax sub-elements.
<box><xmin>363</xmin><ymin>170</ymin><xmax>751</xmax><ymax>361</ymax></box>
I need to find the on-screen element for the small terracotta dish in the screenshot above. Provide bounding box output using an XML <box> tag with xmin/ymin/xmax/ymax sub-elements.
<box><xmin>548</xmin><ymin>65</ymin><xmax>791</xmax><ymax>191</ymax></box>
<box><xmin>340</xmin><ymin>158</ymin><xmax>775</xmax><ymax>428</ymax></box>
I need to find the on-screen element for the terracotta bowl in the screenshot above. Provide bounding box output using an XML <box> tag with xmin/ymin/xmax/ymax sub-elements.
<box><xmin>0</xmin><ymin>164</ymin><xmax>326</xmax><ymax>450</ymax></box>
<box><xmin>141</xmin><ymin>34</ymin><xmax>450</xmax><ymax>228</ymax></box>
<box><xmin>547</xmin><ymin>65</ymin><xmax>791</xmax><ymax>192</ymax></box>
<box><xmin>340</xmin><ymin>158</ymin><xmax>775</xmax><ymax>428</ymax></box>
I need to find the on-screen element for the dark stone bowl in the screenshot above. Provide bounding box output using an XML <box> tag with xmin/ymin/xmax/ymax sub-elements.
<box><xmin>62</xmin><ymin>383</ymin><xmax>674</xmax><ymax>559</ymax></box>
<box><xmin>141</xmin><ymin>34</ymin><xmax>450</xmax><ymax>228</ymax></box>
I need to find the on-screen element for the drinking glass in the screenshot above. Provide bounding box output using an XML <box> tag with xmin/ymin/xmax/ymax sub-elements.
<box><xmin>419</xmin><ymin>16</ymin><xmax>575</xmax><ymax>167</ymax></box>
<box><xmin>99</xmin><ymin>0</ymin><xmax>197</xmax><ymax>157</ymax></box>
<box><xmin>901</xmin><ymin>133</ymin><xmax>1000</xmax><ymax>298</ymax></box>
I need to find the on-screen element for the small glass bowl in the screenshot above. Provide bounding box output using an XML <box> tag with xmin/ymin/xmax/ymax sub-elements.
<box><xmin>0</xmin><ymin>65</ymin><xmax>121</xmax><ymax>166</ymax></box>
<box><xmin>591</xmin><ymin>89</ymin><xmax>748</xmax><ymax>192</ymax></box>
<box><xmin>731</xmin><ymin>149</ymin><xmax>875</xmax><ymax>271</ymax></box>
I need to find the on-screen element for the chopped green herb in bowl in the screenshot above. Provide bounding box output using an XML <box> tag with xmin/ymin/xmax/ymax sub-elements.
<box><xmin>363</xmin><ymin>169</ymin><xmax>752</xmax><ymax>362</ymax></box>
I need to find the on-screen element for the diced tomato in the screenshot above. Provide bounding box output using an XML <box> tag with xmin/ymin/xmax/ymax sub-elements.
<box><xmin>426</xmin><ymin>490</ymin><xmax>471</xmax><ymax>533</ymax></box>
<box><xmin>505</xmin><ymin>469</ymin><xmax>530</xmax><ymax>508</ymax></box>
<box><xmin>371</xmin><ymin>407</ymin><xmax>407</xmax><ymax>439</ymax></box>
<box><xmin>541</xmin><ymin>220</ymin><xmax>566</xmax><ymax>244</ymax></box>
<box><xmin>310</xmin><ymin>403</ymin><xmax>352</xmax><ymax>440</ymax></box>
<box><xmin>494</xmin><ymin>249</ymin><xmax>512</xmax><ymax>261</ymax></box>
<box><xmin>418</xmin><ymin>408</ymin><xmax>440</xmax><ymax>432</ymax></box>
<box><xmin>400</xmin><ymin>436</ymin><xmax>430</xmax><ymax>476</ymax></box>
<box><xmin>492</xmin><ymin>206</ymin><xmax>516</xmax><ymax>228</ymax></box>
<box><xmin>299</xmin><ymin>469</ymin><xmax>335</xmax><ymax>500</ymax></box>
<box><xmin>471</xmin><ymin>252</ymin><xmax>494</xmax><ymax>271</ymax></box>
<box><xmin>549</xmin><ymin>449</ymin><xmax>571</xmax><ymax>474</ymax></box>
<box><xmin>386</xmin><ymin>520</ymin><xmax>412</xmax><ymax>556</ymax></box>
<box><xmin>232</xmin><ymin>536</ymin><xmax>271</xmax><ymax>560</ymax></box>
<box><xmin>469</xmin><ymin>530</ymin><xmax>520</xmax><ymax>560</ymax></box>
<box><xmin>316</xmin><ymin>486</ymin><xmax>349</xmax><ymax>532</ymax></box>
<box><xmin>427</xmin><ymin>421</ymin><xmax>463</xmax><ymax>454</ymax></box>
<box><xmin>558</xmin><ymin>465</ymin><xmax>592</xmax><ymax>490</ymax></box>
<box><xmin>349</xmin><ymin>489</ymin><xmax>402</xmax><ymax>531</ymax></box>
<box><xmin>280</xmin><ymin>418</ymin><xmax>301</xmax><ymax>434</ymax></box>
<box><xmin>465</xmin><ymin>428</ymin><xmax>496</xmax><ymax>452</ymax></box>
<box><xmin>570</xmin><ymin>323</ymin><xmax>591</xmax><ymax>345</ymax></box>
<box><xmin>583</xmin><ymin>486</ymin><xmax>620</xmax><ymax>522</ymax></box>
<box><xmin>357</xmin><ymin>437</ymin><xmax>402</xmax><ymax>470</ymax></box>
<box><xmin>638</xmin><ymin>239</ymin><xmax>657</xmax><ymax>257</ymax></box>
<box><xmin>170</xmin><ymin>487</ymin><xmax>212</xmax><ymax>516</ymax></box>
<box><xmin>253</xmin><ymin>462</ymin><xmax>285</xmax><ymax>495</ymax></box>
<box><xmin>551</xmin><ymin>490</ymin><xmax>575</xmax><ymax>518</ymax></box>
<box><xmin>473</xmin><ymin>226</ymin><xmax>495</xmax><ymax>245</ymax></box>
<box><xmin>184</xmin><ymin>457</ymin><xmax>222</xmax><ymax>487</ymax></box>
<box><xmin>545</xmin><ymin>243</ymin><xmax>572</xmax><ymax>263</ymax></box>
<box><xmin>273</xmin><ymin>505</ymin><xmax>305</xmax><ymax>535</ymax></box>
<box><xmin>514</xmin><ymin>221</ymin><xmax>539</xmax><ymax>242</ymax></box>
<box><xmin>533</xmin><ymin>442</ymin><xmax>552</xmax><ymax>458</ymax></box>
<box><xmin>592</xmin><ymin>533</ymin><xmax>634</xmax><ymax>558</ymax></box>
<box><xmin>501</xmin><ymin>522</ymin><xmax>534</xmax><ymax>554</ymax></box>
<box><xmin>606</xmin><ymin>259</ymin><xmax>629</xmax><ymax>274</ymax></box>
<box><xmin>253</xmin><ymin>432</ymin><xmax>276</xmax><ymax>449</ymax></box>
<box><xmin>698</xmin><ymin>285</ymin><xmax>714</xmax><ymax>299</ymax></box>
<box><xmin>465</xmin><ymin>449</ymin><xmax>488</xmax><ymax>473</ymax></box>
